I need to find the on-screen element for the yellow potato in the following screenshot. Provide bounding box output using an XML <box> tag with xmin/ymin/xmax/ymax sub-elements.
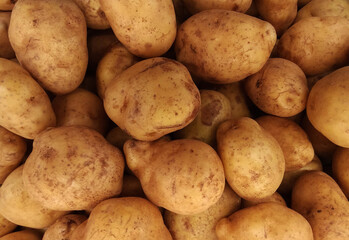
<box><xmin>22</xmin><ymin>126</ymin><xmax>125</xmax><ymax>211</ymax></box>
<box><xmin>0</xmin><ymin>214</ymin><xmax>16</xmax><ymax>238</ymax></box>
<box><xmin>0</xmin><ymin>0</ymin><xmax>15</xmax><ymax>11</ymax></box>
<box><xmin>332</xmin><ymin>148</ymin><xmax>349</xmax><ymax>198</ymax></box>
<box><xmin>217</xmin><ymin>117</ymin><xmax>285</xmax><ymax>201</ymax></box>
<box><xmin>242</xmin><ymin>192</ymin><xmax>286</xmax><ymax>208</ymax></box>
<box><xmin>70</xmin><ymin>220</ymin><xmax>87</xmax><ymax>240</ymax></box>
<box><xmin>182</xmin><ymin>0</ymin><xmax>252</xmax><ymax>14</ymax></box>
<box><xmin>72</xmin><ymin>0</ymin><xmax>110</xmax><ymax>29</ymax></box>
<box><xmin>176</xmin><ymin>9</ymin><xmax>276</xmax><ymax>84</ymax></box>
<box><xmin>0</xmin><ymin>230</ymin><xmax>42</xmax><ymax>240</ymax></box>
<box><xmin>8</xmin><ymin>0</ymin><xmax>88</xmax><ymax>94</ymax></box>
<box><xmin>124</xmin><ymin>138</ymin><xmax>225</xmax><ymax>215</ymax></box>
<box><xmin>307</xmin><ymin>66</ymin><xmax>349</xmax><ymax>147</ymax></box>
<box><xmin>0</xmin><ymin>58</ymin><xmax>56</xmax><ymax>139</ymax></box>
<box><xmin>0</xmin><ymin>12</ymin><xmax>15</xmax><ymax>59</ymax></box>
<box><xmin>106</xmin><ymin>127</ymin><xmax>132</xmax><ymax>150</ymax></box>
<box><xmin>216</xmin><ymin>202</ymin><xmax>314</xmax><ymax>240</ymax></box>
<box><xmin>100</xmin><ymin>0</ymin><xmax>177</xmax><ymax>58</ymax></box>
<box><xmin>104</xmin><ymin>57</ymin><xmax>201</xmax><ymax>141</ymax></box>
<box><xmin>85</xmin><ymin>197</ymin><xmax>173</xmax><ymax>240</ymax></box>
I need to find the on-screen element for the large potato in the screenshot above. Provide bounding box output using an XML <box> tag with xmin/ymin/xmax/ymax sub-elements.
<box><xmin>182</xmin><ymin>0</ymin><xmax>252</xmax><ymax>14</ymax></box>
<box><xmin>8</xmin><ymin>0</ymin><xmax>88</xmax><ymax>95</ymax></box>
<box><xmin>307</xmin><ymin>66</ymin><xmax>349</xmax><ymax>148</ymax></box>
<box><xmin>176</xmin><ymin>10</ymin><xmax>276</xmax><ymax>84</ymax></box>
<box><xmin>0</xmin><ymin>230</ymin><xmax>42</xmax><ymax>240</ymax></box>
<box><xmin>277</xmin><ymin>16</ymin><xmax>349</xmax><ymax>76</ymax></box>
<box><xmin>332</xmin><ymin>148</ymin><xmax>349</xmax><ymax>198</ymax></box>
<box><xmin>72</xmin><ymin>0</ymin><xmax>109</xmax><ymax>29</ymax></box>
<box><xmin>0</xmin><ymin>58</ymin><xmax>56</xmax><ymax>139</ymax></box>
<box><xmin>104</xmin><ymin>57</ymin><xmax>201</xmax><ymax>141</ymax></box>
<box><xmin>0</xmin><ymin>12</ymin><xmax>15</xmax><ymax>59</ymax></box>
<box><xmin>100</xmin><ymin>0</ymin><xmax>176</xmax><ymax>58</ymax></box>
<box><xmin>22</xmin><ymin>126</ymin><xmax>125</xmax><ymax>211</ymax></box>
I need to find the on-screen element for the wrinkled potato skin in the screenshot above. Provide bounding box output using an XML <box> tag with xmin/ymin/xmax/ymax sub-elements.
<box><xmin>245</xmin><ymin>58</ymin><xmax>308</xmax><ymax>117</ymax></box>
<box><xmin>104</xmin><ymin>57</ymin><xmax>201</xmax><ymax>141</ymax></box>
<box><xmin>0</xmin><ymin>58</ymin><xmax>56</xmax><ymax>139</ymax></box>
<box><xmin>52</xmin><ymin>88</ymin><xmax>109</xmax><ymax>135</ymax></box>
<box><xmin>0</xmin><ymin>230</ymin><xmax>42</xmax><ymax>240</ymax></box>
<box><xmin>0</xmin><ymin>12</ymin><xmax>15</xmax><ymax>59</ymax></box>
<box><xmin>0</xmin><ymin>214</ymin><xmax>16</xmax><ymax>238</ymax></box>
<box><xmin>175</xmin><ymin>10</ymin><xmax>276</xmax><ymax>84</ymax></box>
<box><xmin>216</xmin><ymin>117</ymin><xmax>285</xmax><ymax>201</ymax></box>
<box><xmin>0</xmin><ymin>166</ymin><xmax>68</xmax><ymax>229</ymax></box>
<box><xmin>22</xmin><ymin>126</ymin><xmax>125</xmax><ymax>211</ymax></box>
<box><xmin>85</xmin><ymin>198</ymin><xmax>173</xmax><ymax>240</ymax></box>
<box><xmin>242</xmin><ymin>192</ymin><xmax>286</xmax><ymax>208</ymax></box>
<box><xmin>164</xmin><ymin>185</ymin><xmax>241</xmax><ymax>240</ymax></box>
<box><xmin>72</xmin><ymin>0</ymin><xmax>110</xmax><ymax>29</ymax></box>
<box><xmin>182</xmin><ymin>0</ymin><xmax>252</xmax><ymax>14</ymax></box>
<box><xmin>8</xmin><ymin>0</ymin><xmax>88</xmax><ymax>95</ymax></box>
<box><xmin>332</xmin><ymin>148</ymin><xmax>349</xmax><ymax>198</ymax></box>
<box><xmin>292</xmin><ymin>171</ymin><xmax>349</xmax><ymax>240</ymax></box>
<box><xmin>100</xmin><ymin>0</ymin><xmax>176</xmax><ymax>58</ymax></box>
<box><xmin>307</xmin><ymin>67</ymin><xmax>349</xmax><ymax>148</ymax></box>
<box><xmin>277</xmin><ymin>17</ymin><xmax>349</xmax><ymax>76</ymax></box>
<box><xmin>216</xmin><ymin>203</ymin><xmax>314</xmax><ymax>240</ymax></box>
<box><xmin>70</xmin><ymin>220</ymin><xmax>87</xmax><ymax>240</ymax></box>
<box><xmin>0</xmin><ymin>0</ymin><xmax>16</xmax><ymax>11</ymax></box>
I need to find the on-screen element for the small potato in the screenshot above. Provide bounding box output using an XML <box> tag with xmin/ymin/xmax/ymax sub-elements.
<box><xmin>70</xmin><ymin>221</ymin><xmax>87</xmax><ymax>240</ymax></box>
<box><xmin>8</xmin><ymin>0</ymin><xmax>88</xmax><ymax>95</ymax></box>
<box><xmin>100</xmin><ymin>0</ymin><xmax>177</xmax><ymax>58</ymax></box>
<box><xmin>0</xmin><ymin>0</ymin><xmax>16</xmax><ymax>11</ymax></box>
<box><xmin>72</xmin><ymin>0</ymin><xmax>110</xmax><ymax>29</ymax></box>
<box><xmin>124</xmin><ymin>138</ymin><xmax>225</xmax><ymax>215</ymax></box>
<box><xmin>0</xmin><ymin>214</ymin><xmax>16</xmax><ymax>238</ymax></box>
<box><xmin>216</xmin><ymin>117</ymin><xmax>285</xmax><ymax>201</ymax></box>
<box><xmin>0</xmin><ymin>58</ymin><xmax>56</xmax><ymax>139</ymax></box>
<box><xmin>104</xmin><ymin>57</ymin><xmax>201</xmax><ymax>141</ymax></box>
<box><xmin>176</xmin><ymin>10</ymin><xmax>276</xmax><ymax>84</ymax></box>
<box><xmin>0</xmin><ymin>230</ymin><xmax>42</xmax><ymax>240</ymax></box>
<box><xmin>106</xmin><ymin>127</ymin><xmax>132</xmax><ymax>150</ymax></box>
<box><xmin>307</xmin><ymin>66</ymin><xmax>349</xmax><ymax>147</ymax></box>
<box><xmin>52</xmin><ymin>88</ymin><xmax>110</xmax><ymax>135</ymax></box>
<box><xmin>332</xmin><ymin>148</ymin><xmax>349</xmax><ymax>198</ymax></box>
<box><xmin>182</xmin><ymin>0</ymin><xmax>252</xmax><ymax>14</ymax></box>
<box><xmin>244</xmin><ymin>58</ymin><xmax>308</xmax><ymax>117</ymax></box>
<box><xmin>242</xmin><ymin>192</ymin><xmax>286</xmax><ymax>208</ymax></box>
<box><xmin>216</xmin><ymin>203</ymin><xmax>314</xmax><ymax>240</ymax></box>
<box><xmin>0</xmin><ymin>12</ymin><xmax>15</xmax><ymax>59</ymax></box>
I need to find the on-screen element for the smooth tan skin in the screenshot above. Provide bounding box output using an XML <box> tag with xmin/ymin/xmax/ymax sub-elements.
<box><xmin>72</xmin><ymin>0</ymin><xmax>109</xmax><ymax>29</ymax></box>
<box><xmin>216</xmin><ymin>117</ymin><xmax>285</xmax><ymax>201</ymax></box>
<box><xmin>307</xmin><ymin>67</ymin><xmax>349</xmax><ymax>148</ymax></box>
<box><xmin>124</xmin><ymin>138</ymin><xmax>225</xmax><ymax>215</ymax></box>
<box><xmin>175</xmin><ymin>10</ymin><xmax>276</xmax><ymax>84</ymax></box>
<box><xmin>70</xmin><ymin>220</ymin><xmax>87</xmax><ymax>240</ymax></box>
<box><xmin>0</xmin><ymin>0</ymin><xmax>16</xmax><ymax>10</ymax></box>
<box><xmin>292</xmin><ymin>171</ymin><xmax>349</xmax><ymax>240</ymax></box>
<box><xmin>0</xmin><ymin>12</ymin><xmax>15</xmax><ymax>59</ymax></box>
<box><xmin>256</xmin><ymin>116</ymin><xmax>314</xmax><ymax>171</ymax></box>
<box><xmin>96</xmin><ymin>42</ymin><xmax>138</xmax><ymax>99</ymax></box>
<box><xmin>100</xmin><ymin>0</ymin><xmax>176</xmax><ymax>58</ymax></box>
<box><xmin>242</xmin><ymin>192</ymin><xmax>286</xmax><ymax>208</ymax></box>
<box><xmin>8</xmin><ymin>0</ymin><xmax>88</xmax><ymax>95</ymax></box>
<box><xmin>106</xmin><ymin>127</ymin><xmax>132</xmax><ymax>150</ymax></box>
<box><xmin>85</xmin><ymin>198</ymin><xmax>173</xmax><ymax>240</ymax></box>
<box><xmin>22</xmin><ymin>126</ymin><xmax>125</xmax><ymax>211</ymax></box>
<box><xmin>104</xmin><ymin>57</ymin><xmax>201</xmax><ymax>141</ymax></box>
<box><xmin>245</xmin><ymin>58</ymin><xmax>308</xmax><ymax>117</ymax></box>
<box><xmin>182</xmin><ymin>0</ymin><xmax>252</xmax><ymax>14</ymax></box>
<box><xmin>277</xmin><ymin>16</ymin><xmax>349</xmax><ymax>76</ymax></box>
<box><xmin>0</xmin><ymin>166</ymin><xmax>68</xmax><ymax>229</ymax></box>
<box><xmin>0</xmin><ymin>230</ymin><xmax>42</xmax><ymax>240</ymax></box>
<box><xmin>164</xmin><ymin>185</ymin><xmax>241</xmax><ymax>240</ymax></box>
<box><xmin>0</xmin><ymin>214</ymin><xmax>16</xmax><ymax>238</ymax></box>
<box><xmin>52</xmin><ymin>88</ymin><xmax>109</xmax><ymax>135</ymax></box>
<box><xmin>332</xmin><ymin>148</ymin><xmax>349</xmax><ymax>198</ymax></box>
<box><xmin>216</xmin><ymin>203</ymin><xmax>314</xmax><ymax>240</ymax></box>
<box><xmin>0</xmin><ymin>58</ymin><xmax>56</xmax><ymax>139</ymax></box>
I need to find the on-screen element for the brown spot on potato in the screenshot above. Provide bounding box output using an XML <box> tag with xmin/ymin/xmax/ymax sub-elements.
<box><xmin>201</xmin><ymin>100</ymin><xmax>222</xmax><ymax>126</ymax></box>
<box><xmin>144</xmin><ymin>43</ymin><xmax>152</xmax><ymax>49</ymax></box>
<box><xmin>194</xmin><ymin>29</ymin><xmax>202</xmax><ymax>38</ymax></box>
<box><xmin>139</xmin><ymin>60</ymin><xmax>167</xmax><ymax>73</ymax></box>
<box><xmin>120</xmin><ymin>98</ymin><xmax>128</xmax><ymax>113</ymax></box>
<box><xmin>42</xmin><ymin>147</ymin><xmax>57</xmax><ymax>160</ymax></box>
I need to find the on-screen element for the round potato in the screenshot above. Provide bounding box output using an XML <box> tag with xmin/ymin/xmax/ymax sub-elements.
<box><xmin>0</xmin><ymin>214</ymin><xmax>16</xmax><ymax>238</ymax></box>
<box><xmin>72</xmin><ymin>0</ymin><xmax>109</xmax><ymax>29</ymax></box>
<box><xmin>0</xmin><ymin>12</ymin><xmax>15</xmax><ymax>59</ymax></box>
<box><xmin>332</xmin><ymin>148</ymin><xmax>349</xmax><ymax>198</ymax></box>
<box><xmin>100</xmin><ymin>0</ymin><xmax>176</xmax><ymax>58</ymax></box>
<box><xmin>182</xmin><ymin>0</ymin><xmax>252</xmax><ymax>14</ymax></box>
<box><xmin>8</xmin><ymin>0</ymin><xmax>88</xmax><ymax>95</ymax></box>
<box><xmin>175</xmin><ymin>9</ymin><xmax>276</xmax><ymax>84</ymax></box>
<box><xmin>242</xmin><ymin>192</ymin><xmax>286</xmax><ymax>208</ymax></box>
<box><xmin>0</xmin><ymin>230</ymin><xmax>42</xmax><ymax>240</ymax></box>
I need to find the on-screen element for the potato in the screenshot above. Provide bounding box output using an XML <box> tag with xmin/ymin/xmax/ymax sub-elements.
<box><xmin>72</xmin><ymin>0</ymin><xmax>109</xmax><ymax>29</ymax></box>
<box><xmin>332</xmin><ymin>148</ymin><xmax>349</xmax><ymax>198</ymax></box>
<box><xmin>8</xmin><ymin>0</ymin><xmax>88</xmax><ymax>95</ymax></box>
<box><xmin>307</xmin><ymin>66</ymin><xmax>349</xmax><ymax>148</ymax></box>
<box><xmin>124</xmin><ymin>138</ymin><xmax>225</xmax><ymax>215</ymax></box>
<box><xmin>242</xmin><ymin>192</ymin><xmax>286</xmax><ymax>208</ymax></box>
<box><xmin>0</xmin><ymin>165</ymin><xmax>67</xmax><ymax>229</ymax></box>
<box><xmin>175</xmin><ymin>10</ymin><xmax>276</xmax><ymax>84</ymax></box>
<box><xmin>0</xmin><ymin>12</ymin><xmax>15</xmax><ymax>59</ymax></box>
<box><xmin>52</xmin><ymin>88</ymin><xmax>110</xmax><ymax>135</ymax></box>
<box><xmin>104</xmin><ymin>57</ymin><xmax>201</xmax><ymax>141</ymax></box>
<box><xmin>277</xmin><ymin>16</ymin><xmax>349</xmax><ymax>76</ymax></box>
<box><xmin>182</xmin><ymin>0</ymin><xmax>252</xmax><ymax>14</ymax></box>
<box><xmin>85</xmin><ymin>197</ymin><xmax>173</xmax><ymax>240</ymax></box>
<box><xmin>100</xmin><ymin>0</ymin><xmax>176</xmax><ymax>58</ymax></box>
<box><xmin>216</xmin><ymin>203</ymin><xmax>313</xmax><ymax>240</ymax></box>
<box><xmin>244</xmin><ymin>58</ymin><xmax>308</xmax><ymax>117</ymax></box>
<box><xmin>106</xmin><ymin>127</ymin><xmax>132</xmax><ymax>150</ymax></box>
<box><xmin>0</xmin><ymin>58</ymin><xmax>56</xmax><ymax>139</ymax></box>
<box><xmin>70</xmin><ymin>220</ymin><xmax>87</xmax><ymax>240</ymax></box>
<box><xmin>295</xmin><ymin>0</ymin><xmax>349</xmax><ymax>22</ymax></box>
<box><xmin>43</xmin><ymin>214</ymin><xmax>87</xmax><ymax>240</ymax></box>
<box><xmin>22</xmin><ymin>126</ymin><xmax>125</xmax><ymax>211</ymax></box>
<box><xmin>0</xmin><ymin>230</ymin><xmax>42</xmax><ymax>240</ymax></box>
<box><xmin>0</xmin><ymin>214</ymin><xmax>16</xmax><ymax>238</ymax></box>
<box><xmin>256</xmin><ymin>116</ymin><xmax>314</xmax><ymax>171</ymax></box>
<box><xmin>96</xmin><ymin>42</ymin><xmax>138</xmax><ymax>99</ymax></box>
<box><xmin>174</xmin><ymin>90</ymin><xmax>232</xmax><ymax>146</ymax></box>
<box><xmin>120</xmin><ymin>174</ymin><xmax>145</xmax><ymax>198</ymax></box>
<box><xmin>292</xmin><ymin>171</ymin><xmax>349</xmax><ymax>240</ymax></box>
<box><xmin>216</xmin><ymin>117</ymin><xmax>285</xmax><ymax>201</ymax></box>
<box><xmin>255</xmin><ymin>0</ymin><xmax>297</xmax><ymax>36</ymax></box>
<box><xmin>164</xmin><ymin>185</ymin><xmax>241</xmax><ymax>240</ymax></box>
<box><xmin>0</xmin><ymin>0</ymin><xmax>15</xmax><ymax>11</ymax></box>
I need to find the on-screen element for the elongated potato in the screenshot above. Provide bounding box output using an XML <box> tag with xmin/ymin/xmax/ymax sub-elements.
<box><xmin>72</xmin><ymin>0</ymin><xmax>109</xmax><ymax>29</ymax></box>
<box><xmin>0</xmin><ymin>12</ymin><xmax>15</xmax><ymax>59</ymax></box>
<box><xmin>182</xmin><ymin>0</ymin><xmax>252</xmax><ymax>14</ymax></box>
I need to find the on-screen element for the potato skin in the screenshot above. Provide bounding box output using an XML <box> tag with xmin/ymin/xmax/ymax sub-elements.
<box><xmin>0</xmin><ymin>230</ymin><xmax>42</xmax><ymax>240</ymax></box>
<box><xmin>8</xmin><ymin>0</ymin><xmax>88</xmax><ymax>95</ymax></box>
<box><xmin>332</xmin><ymin>148</ymin><xmax>349</xmax><ymax>198</ymax></box>
<box><xmin>70</xmin><ymin>220</ymin><xmax>87</xmax><ymax>240</ymax></box>
<box><xmin>0</xmin><ymin>12</ymin><xmax>15</xmax><ymax>59</ymax></box>
<box><xmin>0</xmin><ymin>214</ymin><xmax>16</xmax><ymax>238</ymax></box>
<box><xmin>0</xmin><ymin>58</ymin><xmax>56</xmax><ymax>139</ymax></box>
<box><xmin>242</xmin><ymin>192</ymin><xmax>286</xmax><ymax>208</ymax></box>
<box><xmin>72</xmin><ymin>0</ymin><xmax>109</xmax><ymax>29</ymax></box>
<box><xmin>182</xmin><ymin>0</ymin><xmax>252</xmax><ymax>14</ymax></box>
<box><xmin>0</xmin><ymin>0</ymin><xmax>16</xmax><ymax>11</ymax></box>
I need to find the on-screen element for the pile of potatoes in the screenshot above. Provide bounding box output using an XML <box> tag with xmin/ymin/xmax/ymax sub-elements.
<box><xmin>0</xmin><ymin>0</ymin><xmax>349</xmax><ymax>239</ymax></box>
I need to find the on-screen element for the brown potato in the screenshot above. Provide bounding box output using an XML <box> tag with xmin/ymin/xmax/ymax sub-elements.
<box><xmin>182</xmin><ymin>0</ymin><xmax>252</xmax><ymax>14</ymax></box>
<box><xmin>0</xmin><ymin>230</ymin><xmax>42</xmax><ymax>240</ymax></box>
<box><xmin>332</xmin><ymin>148</ymin><xmax>349</xmax><ymax>198</ymax></box>
<box><xmin>0</xmin><ymin>12</ymin><xmax>15</xmax><ymax>59</ymax></box>
<box><xmin>216</xmin><ymin>117</ymin><xmax>285</xmax><ymax>201</ymax></box>
<box><xmin>72</xmin><ymin>0</ymin><xmax>109</xmax><ymax>29</ymax></box>
<box><xmin>70</xmin><ymin>220</ymin><xmax>87</xmax><ymax>240</ymax></box>
<box><xmin>0</xmin><ymin>0</ymin><xmax>16</xmax><ymax>11</ymax></box>
<box><xmin>175</xmin><ymin>9</ymin><xmax>276</xmax><ymax>84</ymax></box>
<box><xmin>22</xmin><ymin>126</ymin><xmax>125</xmax><ymax>211</ymax></box>
<box><xmin>8</xmin><ymin>0</ymin><xmax>88</xmax><ymax>95</ymax></box>
<box><xmin>242</xmin><ymin>192</ymin><xmax>286</xmax><ymax>208</ymax></box>
<box><xmin>0</xmin><ymin>214</ymin><xmax>16</xmax><ymax>238</ymax></box>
